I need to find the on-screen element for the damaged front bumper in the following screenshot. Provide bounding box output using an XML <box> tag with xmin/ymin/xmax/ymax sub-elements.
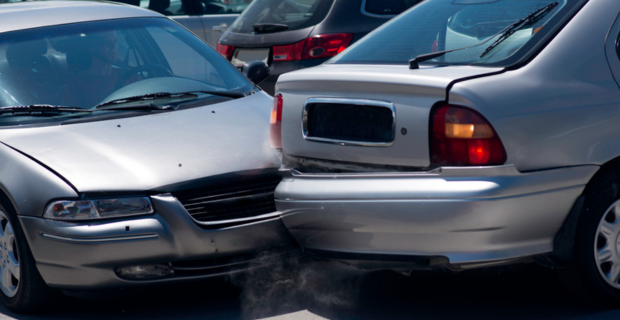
<box><xmin>19</xmin><ymin>194</ymin><xmax>298</xmax><ymax>290</ymax></box>
<box><xmin>275</xmin><ymin>165</ymin><xmax>598</xmax><ymax>270</ymax></box>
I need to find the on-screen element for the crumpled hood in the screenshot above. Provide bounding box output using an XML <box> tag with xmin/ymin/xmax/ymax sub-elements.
<box><xmin>0</xmin><ymin>93</ymin><xmax>279</xmax><ymax>192</ymax></box>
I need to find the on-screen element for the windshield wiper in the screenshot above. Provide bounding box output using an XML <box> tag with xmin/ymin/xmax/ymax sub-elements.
<box><xmin>94</xmin><ymin>91</ymin><xmax>244</xmax><ymax>109</ymax></box>
<box><xmin>409</xmin><ymin>2</ymin><xmax>558</xmax><ymax>69</ymax></box>
<box><xmin>0</xmin><ymin>105</ymin><xmax>92</xmax><ymax>116</ymax></box>
<box><xmin>479</xmin><ymin>2</ymin><xmax>558</xmax><ymax>58</ymax></box>
<box><xmin>252</xmin><ymin>23</ymin><xmax>289</xmax><ymax>34</ymax></box>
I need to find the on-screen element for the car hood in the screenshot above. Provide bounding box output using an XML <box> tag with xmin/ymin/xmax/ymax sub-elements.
<box><xmin>0</xmin><ymin>93</ymin><xmax>279</xmax><ymax>193</ymax></box>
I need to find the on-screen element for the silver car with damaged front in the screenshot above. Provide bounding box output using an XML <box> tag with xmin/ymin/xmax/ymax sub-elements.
<box><xmin>273</xmin><ymin>0</ymin><xmax>620</xmax><ymax>305</ymax></box>
<box><xmin>0</xmin><ymin>0</ymin><xmax>293</xmax><ymax>313</ymax></box>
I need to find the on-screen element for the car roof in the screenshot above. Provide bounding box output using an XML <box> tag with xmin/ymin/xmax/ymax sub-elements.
<box><xmin>0</xmin><ymin>0</ymin><xmax>161</xmax><ymax>34</ymax></box>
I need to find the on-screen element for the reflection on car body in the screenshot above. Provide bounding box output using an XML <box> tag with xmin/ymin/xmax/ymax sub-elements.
<box><xmin>0</xmin><ymin>0</ymin><xmax>294</xmax><ymax>313</ymax></box>
<box><xmin>273</xmin><ymin>0</ymin><xmax>620</xmax><ymax>306</ymax></box>
<box><xmin>111</xmin><ymin>0</ymin><xmax>253</xmax><ymax>48</ymax></box>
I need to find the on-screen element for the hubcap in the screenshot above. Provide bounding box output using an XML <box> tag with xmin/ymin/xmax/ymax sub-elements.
<box><xmin>0</xmin><ymin>210</ymin><xmax>19</xmax><ymax>297</ymax></box>
<box><xmin>595</xmin><ymin>199</ymin><xmax>620</xmax><ymax>289</ymax></box>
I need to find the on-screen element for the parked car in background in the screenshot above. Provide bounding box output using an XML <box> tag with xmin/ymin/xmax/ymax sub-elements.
<box><xmin>272</xmin><ymin>0</ymin><xmax>620</xmax><ymax>306</ymax></box>
<box><xmin>113</xmin><ymin>0</ymin><xmax>252</xmax><ymax>47</ymax></box>
<box><xmin>216</xmin><ymin>0</ymin><xmax>422</xmax><ymax>95</ymax></box>
<box><xmin>0</xmin><ymin>0</ymin><xmax>292</xmax><ymax>313</ymax></box>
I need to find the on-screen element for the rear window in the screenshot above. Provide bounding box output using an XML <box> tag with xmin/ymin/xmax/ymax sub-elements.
<box><xmin>330</xmin><ymin>0</ymin><xmax>585</xmax><ymax>67</ymax></box>
<box><xmin>362</xmin><ymin>0</ymin><xmax>421</xmax><ymax>16</ymax></box>
<box><xmin>229</xmin><ymin>0</ymin><xmax>334</xmax><ymax>34</ymax></box>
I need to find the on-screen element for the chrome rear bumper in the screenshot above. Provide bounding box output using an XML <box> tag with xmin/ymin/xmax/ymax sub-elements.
<box><xmin>275</xmin><ymin>165</ymin><xmax>598</xmax><ymax>268</ymax></box>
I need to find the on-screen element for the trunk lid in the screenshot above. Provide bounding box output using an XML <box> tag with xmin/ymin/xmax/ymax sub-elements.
<box><xmin>276</xmin><ymin>64</ymin><xmax>502</xmax><ymax>168</ymax></box>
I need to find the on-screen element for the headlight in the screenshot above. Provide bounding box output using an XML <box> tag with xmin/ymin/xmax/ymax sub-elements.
<box><xmin>43</xmin><ymin>197</ymin><xmax>153</xmax><ymax>220</ymax></box>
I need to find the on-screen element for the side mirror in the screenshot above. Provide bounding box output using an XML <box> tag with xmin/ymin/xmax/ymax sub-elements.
<box><xmin>242</xmin><ymin>60</ymin><xmax>269</xmax><ymax>84</ymax></box>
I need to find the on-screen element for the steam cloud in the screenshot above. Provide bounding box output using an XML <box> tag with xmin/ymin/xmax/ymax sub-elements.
<box><xmin>229</xmin><ymin>250</ymin><xmax>363</xmax><ymax>319</ymax></box>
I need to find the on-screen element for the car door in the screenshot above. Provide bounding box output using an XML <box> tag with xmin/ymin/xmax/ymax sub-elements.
<box><xmin>114</xmin><ymin>0</ymin><xmax>242</xmax><ymax>48</ymax></box>
<box><xmin>190</xmin><ymin>0</ymin><xmax>253</xmax><ymax>48</ymax></box>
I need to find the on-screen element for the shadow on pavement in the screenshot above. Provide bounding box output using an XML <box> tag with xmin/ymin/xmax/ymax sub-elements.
<box><xmin>2</xmin><ymin>255</ymin><xmax>620</xmax><ymax>320</ymax></box>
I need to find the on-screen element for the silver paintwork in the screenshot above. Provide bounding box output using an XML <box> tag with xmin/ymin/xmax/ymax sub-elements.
<box><xmin>594</xmin><ymin>199</ymin><xmax>620</xmax><ymax>289</ymax></box>
<box><xmin>0</xmin><ymin>1</ymin><xmax>160</xmax><ymax>34</ymax></box>
<box><xmin>0</xmin><ymin>209</ymin><xmax>19</xmax><ymax>298</ymax></box>
<box><xmin>0</xmin><ymin>93</ymin><xmax>278</xmax><ymax>193</ymax></box>
<box><xmin>20</xmin><ymin>194</ymin><xmax>293</xmax><ymax>289</ymax></box>
<box><xmin>0</xmin><ymin>1</ymin><xmax>291</xmax><ymax>291</ymax></box>
<box><xmin>278</xmin><ymin>165</ymin><xmax>596</xmax><ymax>264</ymax></box>
<box><xmin>278</xmin><ymin>65</ymin><xmax>502</xmax><ymax>167</ymax></box>
<box><xmin>302</xmin><ymin>98</ymin><xmax>396</xmax><ymax>147</ymax></box>
<box><xmin>275</xmin><ymin>0</ymin><xmax>620</xmax><ymax>267</ymax></box>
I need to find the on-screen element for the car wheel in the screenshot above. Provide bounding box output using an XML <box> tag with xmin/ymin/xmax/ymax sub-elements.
<box><xmin>0</xmin><ymin>200</ymin><xmax>56</xmax><ymax>313</ymax></box>
<box><xmin>558</xmin><ymin>165</ymin><xmax>620</xmax><ymax>306</ymax></box>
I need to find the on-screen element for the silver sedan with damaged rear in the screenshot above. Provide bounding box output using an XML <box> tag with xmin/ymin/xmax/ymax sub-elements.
<box><xmin>0</xmin><ymin>0</ymin><xmax>292</xmax><ymax>313</ymax></box>
<box><xmin>273</xmin><ymin>0</ymin><xmax>620</xmax><ymax>305</ymax></box>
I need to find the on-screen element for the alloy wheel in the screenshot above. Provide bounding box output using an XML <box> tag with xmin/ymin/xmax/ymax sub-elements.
<box><xmin>595</xmin><ymin>199</ymin><xmax>620</xmax><ymax>289</ymax></box>
<box><xmin>0</xmin><ymin>209</ymin><xmax>19</xmax><ymax>297</ymax></box>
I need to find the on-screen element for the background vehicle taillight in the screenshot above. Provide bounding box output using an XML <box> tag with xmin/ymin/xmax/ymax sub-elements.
<box><xmin>272</xmin><ymin>33</ymin><xmax>353</xmax><ymax>62</ymax></box>
<box><xmin>430</xmin><ymin>104</ymin><xmax>506</xmax><ymax>166</ymax></box>
<box><xmin>216</xmin><ymin>43</ymin><xmax>235</xmax><ymax>60</ymax></box>
<box><xmin>270</xmin><ymin>94</ymin><xmax>283</xmax><ymax>148</ymax></box>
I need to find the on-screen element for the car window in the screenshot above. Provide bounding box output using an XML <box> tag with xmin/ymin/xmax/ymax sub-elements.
<box><xmin>330</xmin><ymin>0</ymin><xmax>583</xmax><ymax>67</ymax></box>
<box><xmin>0</xmin><ymin>17</ymin><xmax>252</xmax><ymax>122</ymax></box>
<box><xmin>362</xmin><ymin>0</ymin><xmax>421</xmax><ymax>17</ymax></box>
<box><xmin>229</xmin><ymin>0</ymin><xmax>334</xmax><ymax>34</ymax></box>
<box><xmin>115</xmin><ymin>0</ymin><xmax>188</xmax><ymax>15</ymax></box>
<box><xmin>195</xmin><ymin>0</ymin><xmax>252</xmax><ymax>14</ymax></box>
<box><xmin>148</xmin><ymin>25</ymin><xmax>225</xmax><ymax>87</ymax></box>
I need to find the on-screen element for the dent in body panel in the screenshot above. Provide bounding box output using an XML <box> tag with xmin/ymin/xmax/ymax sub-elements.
<box><xmin>448</xmin><ymin>0</ymin><xmax>620</xmax><ymax>172</ymax></box>
<box><xmin>0</xmin><ymin>142</ymin><xmax>76</xmax><ymax>216</ymax></box>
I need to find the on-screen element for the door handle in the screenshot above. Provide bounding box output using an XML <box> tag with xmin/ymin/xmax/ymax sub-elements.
<box><xmin>212</xmin><ymin>24</ymin><xmax>229</xmax><ymax>32</ymax></box>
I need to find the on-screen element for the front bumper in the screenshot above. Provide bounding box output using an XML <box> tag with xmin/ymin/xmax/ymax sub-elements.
<box><xmin>19</xmin><ymin>194</ymin><xmax>297</xmax><ymax>290</ymax></box>
<box><xmin>275</xmin><ymin>165</ymin><xmax>598</xmax><ymax>269</ymax></box>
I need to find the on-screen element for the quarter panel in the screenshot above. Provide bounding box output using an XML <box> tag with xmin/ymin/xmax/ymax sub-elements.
<box><xmin>449</xmin><ymin>0</ymin><xmax>620</xmax><ymax>171</ymax></box>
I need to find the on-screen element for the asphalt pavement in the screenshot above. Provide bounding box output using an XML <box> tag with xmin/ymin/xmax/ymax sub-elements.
<box><xmin>1</xmin><ymin>255</ymin><xmax>620</xmax><ymax>320</ymax></box>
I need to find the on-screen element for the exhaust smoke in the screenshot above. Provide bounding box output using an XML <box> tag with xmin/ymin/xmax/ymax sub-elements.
<box><xmin>228</xmin><ymin>250</ymin><xmax>364</xmax><ymax>319</ymax></box>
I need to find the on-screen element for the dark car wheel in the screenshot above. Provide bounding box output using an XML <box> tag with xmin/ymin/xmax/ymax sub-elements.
<box><xmin>0</xmin><ymin>200</ymin><xmax>56</xmax><ymax>313</ymax></box>
<box><xmin>558</xmin><ymin>165</ymin><xmax>620</xmax><ymax>306</ymax></box>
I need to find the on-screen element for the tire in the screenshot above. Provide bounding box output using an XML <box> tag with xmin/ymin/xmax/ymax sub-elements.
<box><xmin>558</xmin><ymin>162</ymin><xmax>620</xmax><ymax>306</ymax></box>
<box><xmin>0</xmin><ymin>199</ymin><xmax>56</xmax><ymax>313</ymax></box>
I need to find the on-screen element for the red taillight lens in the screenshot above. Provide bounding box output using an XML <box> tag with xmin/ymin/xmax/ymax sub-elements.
<box><xmin>272</xmin><ymin>33</ymin><xmax>353</xmax><ymax>62</ymax></box>
<box><xmin>216</xmin><ymin>43</ymin><xmax>235</xmax><ymax>60</ymax></box>
<box><xmin>269</xmin><ymin>94</ymin><xmax>283</xmax><ymax>148</ymax></box>
<box><xmin>302</xmin><ymin>33</ymin><xmax>353</xmax><ymax>59</ymax></box>
<box><xmin>273</xmin><ymin>41</ymin><xmax>306</xmax><ymax>61</ymax></box>
<box><xmin>430</xmin><ymin>105</ymin><xmax>506</xmax><ymax>166</ymax></box>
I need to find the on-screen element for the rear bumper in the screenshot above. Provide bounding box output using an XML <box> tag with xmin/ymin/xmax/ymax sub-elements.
<box><xmin>20</xmin><ymin>194</ymin><xmax>297</xmax><ymax>290</ymax></box>
<box><xmin>275</xmin><ymin>165</ymin><xmax>598</xmax><ymax>268</ymax></box>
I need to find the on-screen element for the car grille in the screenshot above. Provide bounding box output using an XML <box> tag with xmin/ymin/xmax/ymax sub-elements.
<box><xmin>172</xmin><ymin>175</ymin><xmax>281</xmax><ymax>226</ymax></box>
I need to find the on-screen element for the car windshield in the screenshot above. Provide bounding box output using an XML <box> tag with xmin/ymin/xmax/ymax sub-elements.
<box><xmin>0</xmin><ymin>17</ymin><xmax>253</xmax><ymax>125</ymax></box>
<box><xmin>229</xmin><ymin>0</ymin><xmax>334</xmax><ymax>34</ymax></box>
<box><xmin>330</xmin><ymin>0</ymin><xmax>583</xmax><ymax>67</ymax></box>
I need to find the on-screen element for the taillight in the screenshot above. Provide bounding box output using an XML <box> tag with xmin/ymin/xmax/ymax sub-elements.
<box><xmin>216</xmin><ymin>43</ymin><xmax>235</xmax><ymax>60</ymax></box>
<box><xmin>272</xmin><ymin>33</ymin><xmax>353</xmax><ymax>62</ymax></box>
<box><xmin>430</xmin><ymin>104</ymin><xmax>506</xmax><ymax>166</ymax></box>
<box><xmin>270</xmin><ymin>94</ymin><xmax>283</xmax><ymax>148</ymax></box>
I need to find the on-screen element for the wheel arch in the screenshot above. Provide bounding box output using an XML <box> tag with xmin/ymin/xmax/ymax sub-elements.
<box><xmin>537</xmin><ymin>158</ymin><xmax>620</xmax><ymax>268</ymax></box>
<box><xmin>0</xmin><ymin>143</ymin><xmax>77</xmax><ymax>217</ymax></box>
